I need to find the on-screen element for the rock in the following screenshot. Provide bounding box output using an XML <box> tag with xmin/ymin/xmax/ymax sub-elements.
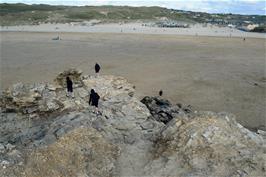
<box><xmin>257</xmin><ymin>129</ymin><xmax>266</xmax><ymax>136</ymax></box>
<box><xmin>76</xmin><ymin>87</ymin><xmax>88</xmax><ymax>98</ymax></box>
<box><xmin>123</xmin><ymin>133</ymin><xmax>136</xmax><ymax>144</ymax></box>
<box><xmin>0</xmin><ymin>160</ymin><xmax>9</xmax><ymax>166</ymax></box>
<box><xmin>176</xmin><ymin>103</ymin><xmax>182</xmax><ymax>108</ymax></box>
<box><xmin>141</xmin><ymin>96</ymin><xmax>174</xmax><ymax>124</ymax></box>
<box><xmin>46</xmin><ymin>100</ymin><xmax>61</xmax><ymax>111</ymax></box>
<box><xmin>11</xmin><ymin>83</ymin><xmax>27</xmax><ymax>97</ymax></box>
<box><xmin>141</xmin><ymin>96</ymin><xmax>171</xmax><ymax>107</ymax></box>
<box><xmin>46</xmin><ymin>84</ymin><xmax>56</xmax><ymax>91</ymax></box>
<box><xmin>141</xmin><ymin>96</ymin><xmax>191</xmax><ymax>124</ymax></box>
<box><xmin>148</xmin><ymin>111</ymin><xmax>265</xmax><ymax>177</ymax></box>
<box><xmin>4</xmin><ymin>128</ymin><xmax>120</xmax><ymax>177</ymax></box>
<box><xmin>0</xmin><ymin>83</ymin><xmax>63</xmax><ymax>116</ymax></box>
<box><xmin>128</xmin><ymin>91</ymin><xmax>134</xmax><ymax>97</ymax></box>
<box><xmin>82</xmin><ymin>75</ymin><xmax>135</xmax><ymax>100</ymax></box>
<box><xmin>1</xmin><ymin>70</ymin><xmax>137</xmax><ymax>118</ymax></box>
<box><xmin>5</xmin><ymin>143</ymin><xmax>15</xmax><ymax>152</ymax></box>
<box><xmin>54</xmin><ymin>68</ymin><xmax>83</xmax><ymax>87</ymax></box>
<box><xmin>140</xmin><ymin>120</ymin><xmax>157</xmax><ymax>130</ymax></box>
<box><xmin>0</xmin><ymin>144</ymin><xmax>5</xmax><ymax>153</ymax></box>
<box><xmin>0</xmin><ymin>69</ymin><xmax>265</xmax><ymax>177</ymax></box>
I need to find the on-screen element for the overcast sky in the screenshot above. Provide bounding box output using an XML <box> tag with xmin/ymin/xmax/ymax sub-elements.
<box><xmin>2</xmin><ymin>0</ymin><xmax>266</xmax><ymax>15</ymax></box>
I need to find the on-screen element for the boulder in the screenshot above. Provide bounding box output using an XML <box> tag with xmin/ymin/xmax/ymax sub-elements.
<box><xmin>141</xmin><ymin>96</ymin><xmax>192</xmax><ymax>124</ymax></box>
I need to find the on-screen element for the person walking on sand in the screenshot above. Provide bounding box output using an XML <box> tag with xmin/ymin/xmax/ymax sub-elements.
<box><xmin>95</xmin><ymin>63</ymin><xmax>101</xmax><ymax>76</ymax></box>
<box><xmin>159</xmin><ymin>90</ymin><xmax>163</xmax><ymax>96</ymax></box>
<box><xmin>66</xmin><ymin>76</ymin><xmax>74</xmax><ymax>98</ymax></box>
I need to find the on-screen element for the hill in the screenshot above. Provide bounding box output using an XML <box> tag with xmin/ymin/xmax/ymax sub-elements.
<box><xmin>1</xmin><ymin>3</ymin><xmax>265</xmax><ymax>26</ymax></box>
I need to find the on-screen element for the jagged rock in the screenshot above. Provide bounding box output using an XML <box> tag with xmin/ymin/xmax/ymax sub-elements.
<box><xmin>0</xmin><ymin>128</ymin><xmax>120</xmax><ymax>177</ymax></box>
<box><xmin>82</xmin><ymin>75</ymin><xmax>135</xmax><ymax>99</ymax></box>
<box><xmin>54</xmin><ymin>68</ymin><xmax>83</xmax><ymax>87</ymax></box>
<box><xmin>0</xmin><ymin>70</ymin><xmax>136</xmax><ymax>117</ymax></box>
<box><xmin>147</xmin><ymin>112</ymin><xmax>265</xmax><ymax>177</ymax></box>
<box><xmin>141</xmin><ymin>96</ymin><xmax>192</xmax><ymax>124</ymax></box>
<box><xmin>0</xmin><ymin>83</ymin><xmax>63</xmax><ymax>115</ymax></box>
<box><xmin>0</xmin><ymin>69</ymin><xmax>265</xmax><ymax>177</ymax></box>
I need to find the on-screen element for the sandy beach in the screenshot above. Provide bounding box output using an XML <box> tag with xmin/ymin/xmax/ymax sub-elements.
<box><xmin>0</xmin><ymin>26</ymin><xmax>265</xmax><ymax>130</ymax></box>
<box><xmin>1</xmin><ymin>22</ymin><xmax>266</xmax><ymax>38</ymax></box>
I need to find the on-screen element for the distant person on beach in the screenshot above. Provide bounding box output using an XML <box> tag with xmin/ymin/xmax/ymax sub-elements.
<box><xmin>243</xmin><ymin>38</ymin><xmax>246</xmax><ymax>41</ymax></box>
<box><xmin>159</xmin><ymin>90</ymin><xmax>163</xmax><ymax>96</ymax></box>
<box><xmin>66</xmin><ymin>76</ymin><xmax>74</xmax><ymax>98</ymax></box>
<box><xmin>95</xmin><ymin>63</ymin><xmax>101</xmax><ymax>75</ymax></box>
<box><xmin>89</xmin><ymin>89</ymin><xmax>100</xmax><ymax>114</ymax></box>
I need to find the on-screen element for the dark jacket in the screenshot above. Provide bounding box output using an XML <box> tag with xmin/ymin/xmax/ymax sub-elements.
<box><xmin>95</xmin><ymin>63</ymin><xmax>101</xmax><ymax>73</ymax></box>
<box><xmin>66</xmin><ymin>78</ymin><xmax>73</xmax><ymax>92</ymax></box>
<box><xmin>89</xmin><ymin>92</ymin><xmax>100</xmax><ymax>107</ymax></box>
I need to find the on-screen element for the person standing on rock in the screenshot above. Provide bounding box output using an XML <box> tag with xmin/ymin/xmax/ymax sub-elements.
<box><xmin>89</xmin><ymin>89</ymin><xmax>100</xmax><ymax>114</ymax></box>
<box><xmin>66</xmin><ymin>76</ymin><xmax>74</xmax><ymax>98</ymax></box>
<box><xmin>95</xmin><ymin>63</ymin><xmax>101</xmax><ymax>76</ymax></box>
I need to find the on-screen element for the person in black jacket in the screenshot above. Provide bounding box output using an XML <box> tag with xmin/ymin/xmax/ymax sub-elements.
<box><xmin>89</xmin><ymin>89</ymin><xmax>100</xmax><ymax>107</ymax></box>
<box><xmin>95</xmin><ymin>63</ymin><xmax>101</xmax><ymax>74</ymax></box>
<box><xmin>66</xmin><ymin>76</ymin><xmax>74</xmax><ymax>98</ymax></box>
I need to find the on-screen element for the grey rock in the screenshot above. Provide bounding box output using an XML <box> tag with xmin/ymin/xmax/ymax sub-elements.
<box><xmin>5</xmin><ymin>144</ymin><xmax>15</xmax><ymax>152</ymax></box>
<box><xmin>54</xmin><ymin>68</ymin><xmax>83</xmax><ymax>87</ymax></box>
<box><xmin>148</xmin><ymin>111</ymin><xmax>265</xmax><ymax>177</ymax></box>
<box><xmin>0</xmin><ymin>69</ymin><xmax>265</xmax><ymax>177</ymax></box>
<box><xmin>0</xmin><ymin>144</ymin><xmax>5</xmax><ymax>153</ymax></box>
<box><xmin>141</xmin><ymin>96</ymin><xmax>192</xmax><ymax>124</ymax></box>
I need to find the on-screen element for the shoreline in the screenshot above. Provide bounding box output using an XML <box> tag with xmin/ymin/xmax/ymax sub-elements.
<box><xmin>1</xmin><ymin>22</ymin><xmax>265</xmax><ymax>39</ymax></box>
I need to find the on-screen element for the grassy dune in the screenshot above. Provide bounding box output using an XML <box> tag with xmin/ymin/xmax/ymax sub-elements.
<box><xmin>1</xmin><ymin>3</ymin><xmax>265</xmax><ymax>26</ymax></box>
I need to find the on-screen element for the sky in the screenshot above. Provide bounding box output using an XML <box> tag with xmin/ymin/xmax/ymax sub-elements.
<box><xmin>2</xmin><ymin>0</ymin><xmax>266</xmax><ymax>15</ymax></box>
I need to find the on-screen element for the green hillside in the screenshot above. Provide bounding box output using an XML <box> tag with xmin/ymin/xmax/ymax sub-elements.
<box><xmin>0</xmin><ymin>3</ymin><xmax>265</xmax><ymax>26</ymax></box>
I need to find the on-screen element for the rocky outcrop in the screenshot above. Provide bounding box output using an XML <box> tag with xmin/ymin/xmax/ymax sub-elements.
<box><xmin>0</xmin><ymin>127</ymin><xmax>120</xmax><ymax>177</ymax></box>
<box><xmin>54</xmin><ymin>68</ymin><xmax>83</xmax><ymax>87</ymax></box>
<box><xmin>141</xmin><ymin>96</ymin><xmax>192</xmax><ymax>124</ymax></box>
<box><xmin>0</xmin><ymin>82</ymin><xmax>63</xmax><ymax>115</ymax></box>
<box><xmin>0</xmin><ymin>69</ymin><xmax>135</xmax><ymax>117</ymax></box>
<box><xmin>148</xmin><ymin>112</ymin><xmax>265</xmax><ymax>177</ymax></box>
<box><xmin>0</xmin><ymin>69</ymin><xmax>265</xmax><ymax>177</ymax></box>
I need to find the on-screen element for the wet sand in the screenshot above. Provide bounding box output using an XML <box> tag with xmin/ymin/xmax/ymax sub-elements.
<box><xmin>0</xmin><ymin>31</ymin><xmax>265</xmax><ymax>130</ymax></box>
